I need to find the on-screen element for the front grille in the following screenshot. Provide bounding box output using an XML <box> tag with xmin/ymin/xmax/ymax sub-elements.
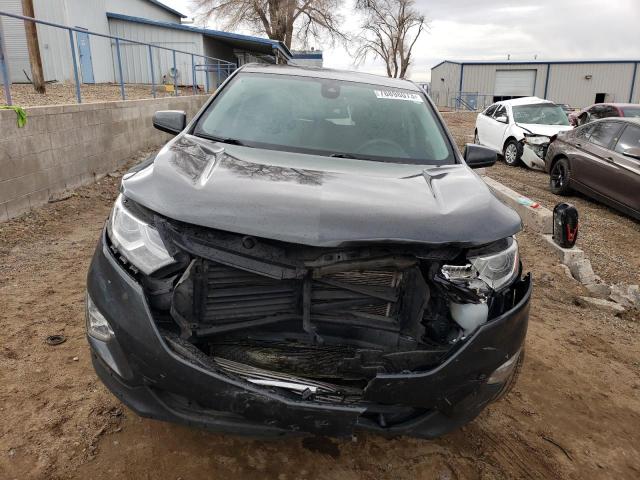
<box><xmin>187</xmin><ymin>260</ymin><xmax>408</xmax><ymax>335</ymax></box>
<box><xmin>199</xmin><ymin>263</ymin><xmax>298</xmax><ymax>324</ymax></box>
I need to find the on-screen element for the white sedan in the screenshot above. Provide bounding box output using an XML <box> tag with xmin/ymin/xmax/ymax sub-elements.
<box><xmin>474</xmin><ymin>97</ymin><xmax>573</xmax><ymax>170</ymax></box>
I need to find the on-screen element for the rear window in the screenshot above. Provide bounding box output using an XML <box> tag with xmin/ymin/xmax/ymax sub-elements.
<box><xmin>193</xmin><ymin>72</ymin><xmax>455</xmax><ymax>165</ymax></box>
<box><xmin>621</xmin><ymin>107</ymin><xmax>640</xmax><ymax>118</ymax></box>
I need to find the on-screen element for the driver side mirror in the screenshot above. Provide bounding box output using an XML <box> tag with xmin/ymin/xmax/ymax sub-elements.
<box><xmin>495</xmin><ymin>115</ymin><xmax>508</xmax><ymax>123</ymax></box>
<box><xmin>464</xmin><ymin>144</ymin><xmax>497</xmax><ymax>168</ymax></box>
<box><xmin>622</xmin><ymin>147</ymin><xmax>640</xmax><ymax>160</ymax></box>
<box><xmin>152</xmin><ymin>110</ymin><xmax>186</xmax><ymax>135</ymax></box>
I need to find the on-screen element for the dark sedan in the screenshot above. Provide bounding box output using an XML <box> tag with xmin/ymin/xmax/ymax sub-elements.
<box><xmin>568</xmin><ymin>103</ymin><xmax>640</xmax><ymax>127</ymax></box>
<box><xmin>545</xmin><ymin>118</ymin><xmax>640</xmax><ymax>220</ymax></box>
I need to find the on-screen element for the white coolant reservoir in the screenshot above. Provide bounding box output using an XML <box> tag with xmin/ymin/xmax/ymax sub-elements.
<box><xmin>450</xmin><ymin>302</ymin><xmax>489</xmax><ymax>336</ymax></box>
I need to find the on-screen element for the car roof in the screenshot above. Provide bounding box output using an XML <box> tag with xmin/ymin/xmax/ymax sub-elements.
<box><xmin>240</xmin><ymin>63</ymin><xmax>422</xmax><ymax>91</ymax></box>
<box><xmin>585</xmin><ymin>117</ymin><xmax>640</xmax><ymax>127</ymax></box>
<box><xmin>497</xmin><ymin>96</ymin><xmax>555</xmax><ymax>106</ymax></box>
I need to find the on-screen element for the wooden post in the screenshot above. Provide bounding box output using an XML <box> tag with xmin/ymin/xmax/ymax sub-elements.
<box><xmin>21</xmin><ymin>0</ymin><xmax>45</xmax><ymax>94</ymax></box>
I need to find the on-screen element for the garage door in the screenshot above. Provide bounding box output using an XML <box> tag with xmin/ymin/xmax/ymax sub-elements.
<box><xmin>494</xmin><ymin>70</ymin><xmax>536</xmax><ymax>97</ymax></box>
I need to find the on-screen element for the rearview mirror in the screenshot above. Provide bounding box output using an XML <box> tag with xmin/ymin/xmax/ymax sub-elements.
<box><xmin>495</xmin><ymin>115</ymin><xmax>508</xmax><ymax>123</ymax></box>
<box><xmin>152</xmin><ymin>110</ymin><xmax>186</xmax><ymax>135</ymax></box>
<box><xmin>464</xmin><ymin>144</ymin><xmax>497</xmax><ymax>168</ymax></box>
<box><xmin>622</xmin><ymin>146</ymin><xmax>640</xmax><ymax>160</ymax></box>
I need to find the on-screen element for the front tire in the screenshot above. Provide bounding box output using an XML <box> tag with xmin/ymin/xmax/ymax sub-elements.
<box><xmin>549</xmin><ymin>158</ymin><xmax>572</xmax><ymax>195</ymax></box>
<box><xmin>503</xmin><ymin>139</ymin><xmax>522</xmax><ymax>166</ymax></box>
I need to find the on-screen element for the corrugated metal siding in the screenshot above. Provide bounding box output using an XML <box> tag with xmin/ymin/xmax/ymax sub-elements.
<box><xmin>632</xmin><ymin>63</ymin><xmax>640</xmax><ymax>103</ymax></box>
<box><xmin>545</xmin><ymin>63</ymin><xmax>636</xmax><ymax>107</ymax></box>
<box><xmin>1</xmin><ymin>0</ymin><xmax>31</xmax><ymax>83</ymax></box>
<box><xmin>461</xmin><ymin>63</ymin><xmax>548</xmax><ymax>99</ymax></box>
<box><xmin>430</xmin><ymin>62</ymin><xmax>461</xmax><ymax>107</ymax></box>
<box><xmin>108</xmin><ymin>19</ymin><xmax>204</xmax><ymax>86</ymax></box>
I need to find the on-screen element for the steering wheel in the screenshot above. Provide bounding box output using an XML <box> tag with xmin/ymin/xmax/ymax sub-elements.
<box><xmin>355</xmin><ymin>138</ymin><xmax>407</xmax><ymax>156</ymax></box>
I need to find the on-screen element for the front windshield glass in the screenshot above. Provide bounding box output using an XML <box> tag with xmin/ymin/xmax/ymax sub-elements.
<box><xmin>512</xmin><ymin>104</ymin><xmax>570</xmax><ymax>126</ymax></box>
<box><xmin>193</xmin><ymin>72</ymin><xmax>454</xmax><ymax>165</ymax></box>
<box><xmin>621</xmin><ymin>107</ymin><xmax>640</xmax><ymax>118</ymax></box>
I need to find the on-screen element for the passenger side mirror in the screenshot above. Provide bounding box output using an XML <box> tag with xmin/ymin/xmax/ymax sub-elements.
<box><xmin>152</xmin><ymin>110</ymin><xmax>187</xmax><ymax>135</ymax></box>
<box><xmin>495</xmin><ymin>115</ymin><xmax>508</xmax><ymax>123</ymax></box>
<box><xmin>464</xmin><ymin>144</ymin><xmax>497</xmax><ymax>168</ymax></box>
<box><xmin>622</xmin><ymin>147</ymin><xmax>640</xmax><ymax>160</ymax></box>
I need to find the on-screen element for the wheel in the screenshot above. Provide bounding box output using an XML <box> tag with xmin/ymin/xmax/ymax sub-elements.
<box><xmin>549</xmin><ymin>158</ymin><xmax>572</xmax><ymax>195</ymax></box>
<box><xmin>503</xmin><ymin>139</ymin><xmax>522</xmax><ymax>166</ymax></box>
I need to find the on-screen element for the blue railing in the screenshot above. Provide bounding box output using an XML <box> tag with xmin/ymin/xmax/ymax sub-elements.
<box><xmin>450</xmin><ymin>92</ymin><xmax>494</xmax><ymax>111</ymax></box>
<box><xmin>0</xmin><ymin>10</ymin><xmax>237</xmax><ymax>105</ymax></box>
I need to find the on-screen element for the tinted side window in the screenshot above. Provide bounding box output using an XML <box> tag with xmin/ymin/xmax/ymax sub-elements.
<box><xmin>575</xmin><ymin>124</ymin><xmax>594</xmax><ymax>140</ymax></box>
<box><xmin>614</xmin><ymin>125</ymin><xmax>640</xmax><ymax>154</ymax></box>
<box><xmin>590</xmin><ymin>106</ymin><xmax>606</xmax><ymax>119</ymax></box>
<box><xmin>485</xmin><ymin>105</ymin><xmax>497</xmax><ymax>116</ymax></box>
<box><xmin>588</xmin><ymin>122</ymin><xmax>624</xmax><ymax>148</ymax></box>
<box><xmin>602</xmin><ymin>106</ymin><xmax>619</xmax><ymax>118</ymax></box>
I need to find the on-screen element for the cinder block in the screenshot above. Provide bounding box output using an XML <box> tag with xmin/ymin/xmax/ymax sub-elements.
<box><xmin>27</xmin><ymin>188</ymin><xmax>51</xmax><ymax>210</ymax></box>
<box><xmin>541</xmin><ymin>234</ymin><xmax>585</xmax><ymax>264</ymax></box>
<box><xmin>0</xmin><ymin>171</ymin><xmax>50</xmax><ymax>204</ymax></box>
<box><xmin>46</xmin><ymin>112</ymin><xmax>73</xmax><ymax>132</ymax></box>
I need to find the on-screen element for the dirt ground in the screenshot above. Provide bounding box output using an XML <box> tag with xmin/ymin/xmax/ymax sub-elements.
<box><xmin>442</xmin><ymin>111</ymin><xmax>640</xmax><ymax>286</ymax></box>
<box><xmin>1</xmin><ymin>137</ymin><xmax>640</xmax><ymax>479</ymax></box>
<box><xmin>1</xmin><ymin>83</ymin><xmax>201</xmax><ymax>107</ymax></box>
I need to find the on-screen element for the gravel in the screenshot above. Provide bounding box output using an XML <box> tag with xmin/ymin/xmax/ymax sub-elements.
<box><xmin>1</xmin><ymin>83</ymin><xmax>203</xmax><ymax>107</ymax></box>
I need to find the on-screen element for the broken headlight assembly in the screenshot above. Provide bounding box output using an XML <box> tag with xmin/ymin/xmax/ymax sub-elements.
<box><xmin>468</xmin><ymin>237</ymin><xmax>519</xmax><ymax>291</ymax></box>
<box><xmin>523</xmin><ymin>134</ymin><xmax>551</xmax><ymax>159</ymax></box>
<box><xmin>106</xmin><ymin>194</ymin><xmax>175</xmax><ymax>275</ymax></box>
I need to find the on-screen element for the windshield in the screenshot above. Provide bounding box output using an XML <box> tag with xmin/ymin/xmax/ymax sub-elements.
<box><xmin>621</xmin><ymin>107</ymin><xmax>640</xmax><ymax>118</ymax></box>
<box><xmin>193</xmin><ymin>72</ymin><xmax>454</xmax><ymax>165</ymax></box>
<box><xmin>512</xmin><ymin>104</ymin><xmax>570</xmax><ymax>126</ymax></box>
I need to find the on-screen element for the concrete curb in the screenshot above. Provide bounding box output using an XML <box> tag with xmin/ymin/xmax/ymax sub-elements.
<box><xmin>483</xmin><ymin>176</ymin><xmax>552</xmax><ymax>234</ymax></box>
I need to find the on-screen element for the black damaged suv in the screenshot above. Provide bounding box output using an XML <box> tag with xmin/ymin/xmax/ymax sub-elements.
<box><xmin>86</xmin><ymin>64</ymin><xmax>531</xmax><ymax>438</ymax></box>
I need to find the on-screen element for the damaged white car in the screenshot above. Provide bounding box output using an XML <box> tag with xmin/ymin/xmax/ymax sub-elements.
<box><xmin>474</xmin><ymin>97</ymin><xmax>573</xmax><ymax>170</ymax></box>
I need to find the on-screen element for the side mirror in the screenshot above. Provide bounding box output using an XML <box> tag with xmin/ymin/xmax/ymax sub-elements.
<box><xmin>622</xmin><ymin>147</ymin><xmax>640</xmax><ymax>160</ymax></box>
<box><xmin>495</xmin><ymin>115</ymin><xmax>508</xmax><ymax>123</ymax></box>
<box><xmin>152</xmin><ymin>110</ymin><xmax>186</xmax><ymax>135</ymax></box>
<box><xmin>464</xmin><ymin>143</ymin><xmax>497</xmax><ymax>168</ymax></box>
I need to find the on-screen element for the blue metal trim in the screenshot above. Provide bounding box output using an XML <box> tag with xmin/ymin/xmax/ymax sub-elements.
<box><xmin>105</xmin><ymin>12</ymin><xmax>293</xmax><ymax>60</ymax></box>
<box><xmin>114</xmin><ymin>38</ymin><xmax>125</xmax><ymax>100</ymax></box>
<box><xmin>172</xmin><ymin>50</ymin><xmax>177</xmax><ymax>96</ymax></box>
<box><xmin>144</xmin><ymin>0</ymin><xmax>187</xmax><ymax>18</ymax></box>
<box><xmin>68</xmin><ymin>30</ymin><xmax>82</xmax><ymax>103</ymax></box>
<box><xmin>0</xmin><ymin>21</ymin><xmax>13</xmax><ymax>105</ymax></box>
<box><xmin>630</xmin><ymin>62</ymin><xmax>638</xmax><ymax>103</ymax></box>
<box><xmin>436</xmin><ymin>59</ymin><xmax>639</xmax><ymax>67</ymax></box>
<box><xmin>458</xmin><ymin>64</ymin><xmax>464</xmax><ymax>93</ymax></box>
<box><xmin>544</xmin><ymin>63</ymin><xmax>551</xmax><ymax>99</ymax></box>
<box><xmin>191</xmin><ymin>54</ymin><xmax>196</xmax><ymax>94</ymax></box>
<box><xmin>431</xmin><ymin>60</ymin><xmax>461</xmax><ymax>70</ymax></box>
<box><xmin>148</xmin><ymin>44</ymin><xmax>156</xmax><ymax>98</ymax></box>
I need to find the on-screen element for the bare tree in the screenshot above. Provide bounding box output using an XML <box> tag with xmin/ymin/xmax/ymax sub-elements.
<box><xmin>354</xmin><ymin>0</ymin><xmax>427</xmax><ymax>78</ymax></box>
<box><xmin>193</xmin><ymin>0</ymin><xmax>346</xmax><ymax>49</ymax></box>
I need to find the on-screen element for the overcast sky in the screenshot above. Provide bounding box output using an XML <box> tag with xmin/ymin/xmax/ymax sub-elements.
<box><xmin>165</xmin><ymin>0</ymin><xmax>640</xmax><ymax>82</ymax></box>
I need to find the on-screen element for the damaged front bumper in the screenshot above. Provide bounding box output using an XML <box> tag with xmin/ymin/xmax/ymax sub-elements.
<box><xmin>87</xmin><ymin>230</ymin><xmax>532</xmax><ymax>438</ymax></box>
<box><xmin>521</xmin><ymin>135</ymin><xmax>551</xmax><ymax>171</ymax></box>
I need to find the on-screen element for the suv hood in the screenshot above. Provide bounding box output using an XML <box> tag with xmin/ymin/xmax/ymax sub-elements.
<box><xmin>121</xmin><ymin>135</ymin><xmax>521</xmax><ymax>247</ymax></box>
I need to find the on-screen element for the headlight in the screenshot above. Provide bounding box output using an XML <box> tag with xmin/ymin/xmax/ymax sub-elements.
<box><xmin>524</xmin><ymin>134</ymin><xmax>550</xmax><ymax>145</ymax></box>
<box><xmin>107</xmin><ymin>195</ymin><xmax>175</xmax><ymax>275</ymax></box>
<box><xmin>469</xmin><ymin>238</ymin><xmax>519</xmax><ymax>290</ymax></box>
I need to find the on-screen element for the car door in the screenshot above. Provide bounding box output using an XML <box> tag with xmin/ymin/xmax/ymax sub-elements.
<box><xmin>572</xmin><ymin>121</ymin><xmax>625</xmax><ymax>201</ymax></box>
<box><xmin>476</xmin><ymin>104</ymin><xmax>497</xmax><ymax>147</ymax></box>
<box><xmin>484</xmin><ymin>105</ymin><xmax>510</xmax><ymax>151</ymax></box>
<box><xmin>611</xmin><ymin>124</ymin><xmax>640</xmax><ymax>213</ymax></box>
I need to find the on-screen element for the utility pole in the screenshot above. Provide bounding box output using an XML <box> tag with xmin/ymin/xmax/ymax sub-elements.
<box><xmin>21</xmin><ymin>0</ymin><xmax>45</xmax><ymax>93</ymax></box>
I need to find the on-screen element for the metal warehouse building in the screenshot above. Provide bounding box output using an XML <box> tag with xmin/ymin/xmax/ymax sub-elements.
<box><xmin>1</xmin><ymin>0</ymin><xmax>291</xmax><ymax>87</ymax></box>
<box><xmin>431</xmin><ymin>59</ymin><xmax>640</xmax><ymax>110</ymax></box>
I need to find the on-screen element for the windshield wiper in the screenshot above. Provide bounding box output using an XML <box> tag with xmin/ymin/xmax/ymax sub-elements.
<box><xmin>330</xmin><ymin>153</ymin><xmax>357</xmax><ymax>159</ymax></box>
<box><xmin>195</xmin><ymin>133</ymin><xmax>250</xmax><ymax>147</ymax></box>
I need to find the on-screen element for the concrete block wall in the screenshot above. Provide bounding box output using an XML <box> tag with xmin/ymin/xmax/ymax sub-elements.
<box><xmin>0</xmin><ymin>95</ymin><xmax>210</xmax><ymax>222</ymax></box>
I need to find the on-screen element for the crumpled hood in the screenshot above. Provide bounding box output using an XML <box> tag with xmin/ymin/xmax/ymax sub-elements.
<box><xmin>517</xmin><ymin>123</ymin><xmax>573</xmax><ymax>137</ymax></box>
<box><xmin>122</xmin><ymin>135</ymin><xmax>522</xmax><ymax>247</ymax></box>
